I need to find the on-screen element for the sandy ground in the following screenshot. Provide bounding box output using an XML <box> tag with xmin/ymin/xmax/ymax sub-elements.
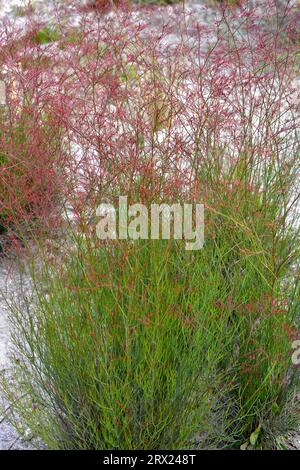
<box><xmin>0</xmin><ymin>262</ymin><xmax>35</xmax><ymax>450</ymax></box>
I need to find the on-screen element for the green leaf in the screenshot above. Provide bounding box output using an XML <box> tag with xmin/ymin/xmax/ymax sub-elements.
<box><xmin>250</xmin><ymin>424</ymin><xmax>262</xmax><ymax>446</ymax></box>
<box><xmin>34</xmin><ymin>27</ymin><xmax>60</xmax><ymax>45</ymax></box>
<box><xmin>271</xmin><ymin>402</ymin><xmax>280</xmax><ymax>415</ymax></box>
<box><xmin>240</xmin><ymin>441</ymin><xmax>249</xmax><ymax>450</ymax></box>
<box><xmin>120</xmin><ymin>65</ymin><xmax>139</xmax><ymax>83</ymax></box>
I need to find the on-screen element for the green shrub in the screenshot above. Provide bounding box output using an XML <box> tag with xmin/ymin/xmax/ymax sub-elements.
<box><xmin>3</xmin><ymin>169</ymin><xmax>299</xmax><ymax>448</ymax></box>
<box><xmin>3</xmin><ymin>238</ymin><xmax>238</xmax><ymax>449</ymax></box>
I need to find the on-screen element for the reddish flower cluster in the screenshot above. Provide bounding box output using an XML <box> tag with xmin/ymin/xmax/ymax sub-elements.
<box><xmin>0</xmin><ymin>1</ymin><xmax>298</xmax><ymax>239</ymax></box>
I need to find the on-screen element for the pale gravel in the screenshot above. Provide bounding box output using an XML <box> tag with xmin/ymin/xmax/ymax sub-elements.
<box><xmin>0</xmin><ymin>261</ymin><xmax>35</xmax><ymax>450</ymax></box>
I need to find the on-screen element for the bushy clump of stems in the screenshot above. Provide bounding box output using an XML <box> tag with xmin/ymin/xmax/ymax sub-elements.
<box><xmin>0</xmin><ymin>0</ymin><xmax>299</xmax><ymax>449</ymax></box>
